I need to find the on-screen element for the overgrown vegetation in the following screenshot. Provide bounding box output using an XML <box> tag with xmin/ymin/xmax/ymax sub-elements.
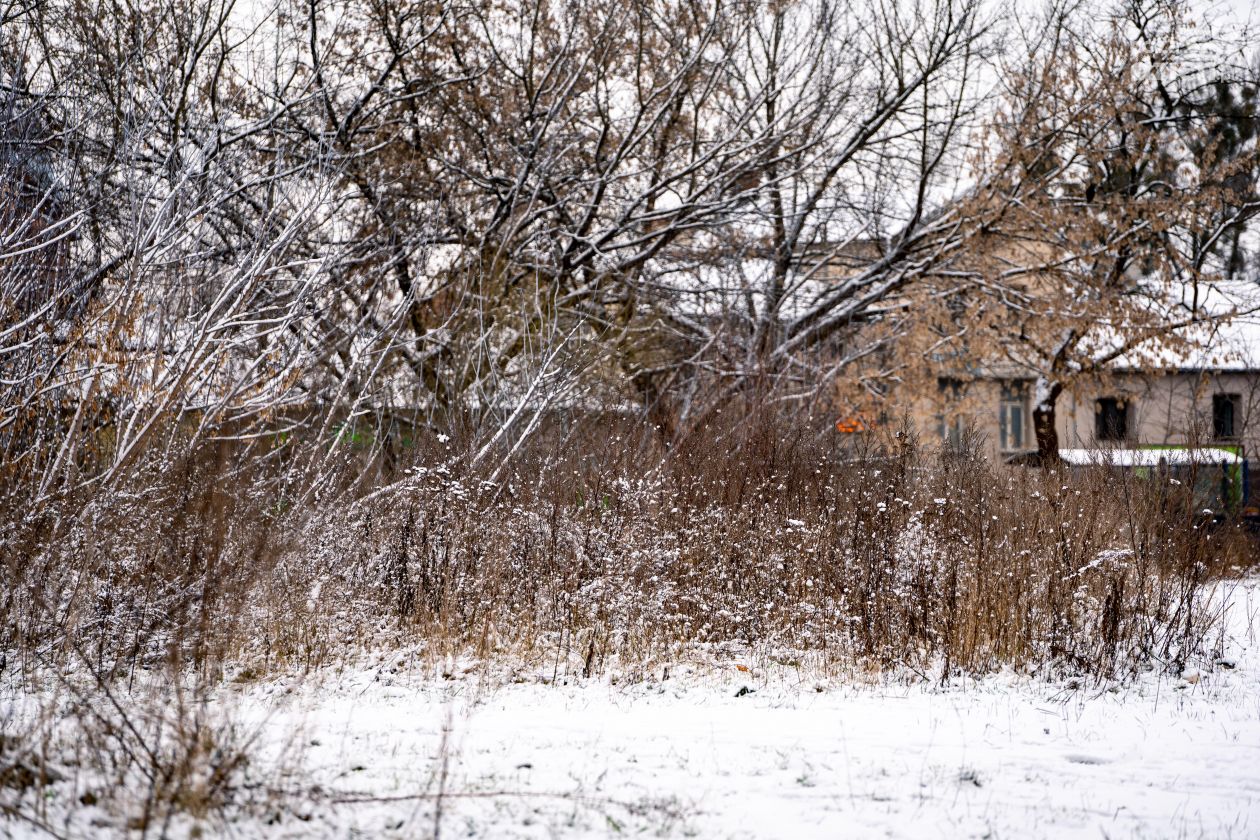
<box><xmin>1</xmin><ymin>409</ymin><xmax>1255</xmax><ymax>834</ymax></box>
<box><xmin>3</xmin><ymin>415</ymin><xmax>1251</xmax><ymax>683</ymax></box>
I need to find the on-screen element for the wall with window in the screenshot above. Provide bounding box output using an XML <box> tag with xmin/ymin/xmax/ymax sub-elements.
<box><xmin>908</xmin><ymin>370</ymin><xmax>1259</xmax><ymax>471</ymax></box>
<box><xmin>1059</xmin><ymin>372</ymin><xmax>1260</xmax><ymax>456</ymax></box>
<box><xmin>913</xmin><ymin>377</ymin><xmax>1033</xmax><ymax>460</ymax></box>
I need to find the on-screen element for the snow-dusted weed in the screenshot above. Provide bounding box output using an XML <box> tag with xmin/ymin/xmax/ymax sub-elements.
<box><xmin>1</xmin><ymin>426</ymin><xmax>1255</xmax><ymax>835</ymax></box>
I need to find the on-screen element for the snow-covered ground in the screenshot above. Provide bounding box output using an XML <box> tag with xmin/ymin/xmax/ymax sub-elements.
<box><xmin>5</xmin><ymin>579</ymin><xmax>1260</xmax><ymax>839</ymax></box>
<box><xmin>221</xmin><ymin>578</ymin><xmax>1260</xmax><ymax>840</ymax></box>
<box><xmin>242</xmin><ymin>662</ymin><xmax>1259</xmax><ymax>839</ymax></box>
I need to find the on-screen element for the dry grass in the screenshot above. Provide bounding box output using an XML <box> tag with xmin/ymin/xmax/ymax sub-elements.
<box><xmin>2</xmin><ymin>412</ymin><xmax>1251</xmax><ymax>683</ymax></box>
<box><xmin>1</xmin><ymin>409</ymin><xmax>1255</xmax><ymax>832</ymax></box>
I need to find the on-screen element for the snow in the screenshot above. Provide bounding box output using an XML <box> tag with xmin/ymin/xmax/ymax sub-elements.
<box><xmin>235</xmin><ymin>580</ymin><xmax>1260</xmax><ymax>838</ymax></box>
<box><xmin>244</xmin><ymin>665</ymin><xmax>1260</xmax><ymax>839</ymax></box>
<box><xmin>1059</xmin><ymin>446</ymin><xmax>1244</xmax><ymax>466</ymax></box>
<box><xmin>5</xmin><ymin>580</ymin><xmax>1260</xmax><ymax>839</ymax></box>
<box><xmin>1110</xmin><ymin>281</ymin><xmax>1260</xmax><ymax>372</ymax></box>
<box><xmin>1153</xmin><ymin>310</ymin><xmax>1260</xmax><ymax>372</ymax></box>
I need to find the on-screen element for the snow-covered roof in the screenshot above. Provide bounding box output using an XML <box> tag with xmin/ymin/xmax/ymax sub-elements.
<box><xmin>1155</xmin><ymin>311</ymin><xmax>1260</xmax><ymax>371</ymax></box>
<box><xmin>1111</xmin><ymin>281</ymin><xmax>1260</xmax><ymax>372</ymax></box>
<box><xmin>1059</xmin><ymin>447</ymin><xmax>1243</xmax><ymax>467</ymax></box>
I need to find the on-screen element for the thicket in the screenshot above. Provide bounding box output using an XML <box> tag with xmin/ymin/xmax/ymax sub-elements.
<box><xmin>3</xmin><ymin>412</ymin><xmax>1251</xmax><ymax>687</ymax></box>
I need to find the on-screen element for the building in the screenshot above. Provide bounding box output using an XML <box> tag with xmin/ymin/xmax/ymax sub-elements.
<box><xmin>913</xmin><ymin>313</ymin><xmax>1260</xmax><ymax>504</ymax></box>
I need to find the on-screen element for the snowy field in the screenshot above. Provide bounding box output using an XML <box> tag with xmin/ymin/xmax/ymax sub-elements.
<box><xmin>241</xmin><ymin>659</ymin><xmax>1260</xmax><ymax>839</ymax></box>
<box><xmin>5</xmin><ymin>579</ymin><xmax>1260</xmax><ymax>839</ymax></box>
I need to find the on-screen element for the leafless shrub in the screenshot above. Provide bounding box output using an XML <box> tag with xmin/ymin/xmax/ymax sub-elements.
<box><xmin>10</xmin><ymin>412</ymin><xmax>1246</xmax><ymax>683</ymax></box>
<box><xmin>2</xmin><ymin>662</ymin><xmax>258</xmax><ymax>836</ymax></box>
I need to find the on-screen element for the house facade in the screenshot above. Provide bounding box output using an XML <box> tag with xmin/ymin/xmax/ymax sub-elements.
<box><xmin>925</xmin><ymin>368</ymin><xmax>1260</xmax><ymax>464</ymax></box>
<box><xmin>811</xmin><ymin>236</ymin><xmax>1260</xmax><ymax>496</ymax></box>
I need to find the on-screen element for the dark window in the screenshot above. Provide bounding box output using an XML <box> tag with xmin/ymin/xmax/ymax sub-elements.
<box><xmin>937</xmin><ymin>377</ymin><xmax>964</xmax><ymax>399</ymax></box>
<box><xmin>1095</xmin><ymin>397</ymin><xmax>1129</xmax><ymax>442</ymax></box>
<box><xmin>1213</xmin><ymin>393</ymin><xmax>1240</xmax><ymax>440</ymax></box>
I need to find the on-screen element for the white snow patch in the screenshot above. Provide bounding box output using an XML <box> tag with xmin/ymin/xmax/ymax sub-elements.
<box><xmin>4</xmin><ymin>580</ymin><xmax>1259</xmax><ymax>839</ymax></box>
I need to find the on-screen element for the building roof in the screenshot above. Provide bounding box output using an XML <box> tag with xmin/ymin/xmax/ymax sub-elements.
<box><xmin>1111</xmin><ymin>281</ymin><xmax>1260</xmax><ymax>373</ymax></box>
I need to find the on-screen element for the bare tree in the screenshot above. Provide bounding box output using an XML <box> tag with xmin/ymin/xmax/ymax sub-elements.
<box><xmin>282</xmin><ymin>0</ymin><xmax>997</xmax><ymax>448</ymax></box>
<box><xmin>619</xmin><ymin>0</ymin><xmax>991</xmax><ymax>442</ymax></box>
<box><xmin>0</xmin><ymin>0</ymin><xmax>337</xmax><ymax>500</ymax></box>
<box><xmin>296</xmin><ymin>0</ymin><xmax>781</xmax><ymax>431</ymax></box>
<box><xmin>6</xmin><ymin>0</ymin><xmax>1253</xmax><ymax>500</ymax></box>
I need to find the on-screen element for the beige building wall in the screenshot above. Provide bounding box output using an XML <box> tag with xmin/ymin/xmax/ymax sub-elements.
<box><xmin>911</xmin><ymin>371</ymin><xmax>1260</xmax><ymax>466</ymax></box>
<box><xmin>1058</xmin><ymin>371</ymin><xmax>1260</xmax><ymax>454</ymax></box>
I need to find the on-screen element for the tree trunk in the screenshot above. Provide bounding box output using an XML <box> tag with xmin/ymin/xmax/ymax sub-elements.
<box><xmin>1032</xmin><ymin>379</ymin><xmax>1064</xmax><ymax>466</ymax></box>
